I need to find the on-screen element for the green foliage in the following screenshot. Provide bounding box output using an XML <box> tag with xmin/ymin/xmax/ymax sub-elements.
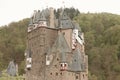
<box><xmin>0</xmin><ymin>70</ymin><xmax>25</xmax><ymax>80</ymax></box>
<box><xmin>0</xmin><ymin>8</ymin><xmax>120</xmax><ymax>80</ymax></box>
<box><xmin>0</xmin><ymin>18</ymin><xmax>29</xmax><ymax>74</ymax></box>
<box><xmin>75</xmin><ymin>12</ymin><xmax>120</xmax><ymax>80</ymax></box>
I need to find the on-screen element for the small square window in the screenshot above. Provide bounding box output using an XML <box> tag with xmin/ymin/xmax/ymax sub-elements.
<box><xmin>56</xmin><ymin>72</ymin><xmax>58</xmax><ymax>76</ymax></box>
<box><xmin>57</xmin><ymin>58</ymin><xmax>59</xmax><ymax>61</ymax></box>
<box><xmin>50</xmin><ymin>73</ymin><xmax>52</xmax><ymax>75</ymax></box>
<box><xmin>60</xmin><ymin>72</ymin><xmax>62</xmax><ymax>75</ymax></box>
<box><xmin>76</xmin><ymin>76</ymin><xmax>78</xmax><ymax>79</ymax></box>
<box><xmin>55</xmin><ymin>65</ymin><xmax>57</xmax><ymax>67</ymax></box>
<box><xmin>61</xmin><ymin>64</ymin><xmax>63</xmax><ymax>67</ymax></box>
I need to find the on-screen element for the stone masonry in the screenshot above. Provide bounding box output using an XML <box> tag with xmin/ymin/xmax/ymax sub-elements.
<box><xmin>25</xmin><ymin>7</ymin><xmax>88</xmax><ymax>80</ymax></box>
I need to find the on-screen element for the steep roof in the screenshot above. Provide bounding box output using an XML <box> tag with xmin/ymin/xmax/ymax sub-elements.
<box><xmin>60</xmin><ymin>50</ymin><xmax>67</xmax><ymax>62</ymax></box>
<box><xmin>51</xmin><ymin>32</ymin><xmax>70</xmax><ymax>53</ymax></box>
<box><xmin>68</xmin><ymin>48</ymin><xmax>83</xmax><ymax>72</ymax></box>
<box><xmin>58</xmin><ymin>10</ymin><xmax>74</xmax><ymax>29</ymax></box>
<box><xmin>39</xmin><ymin>10</ymin><xmax>47</xmax><ymax>21</ymax></box>
<box><xmin>35</xmin><ymin>10</ymin><xmax>41</xmax><ymax>22</ymax></box>
<box><xmin>7</xmin><ymin>61</ymin><xmax>17</xmax><ymax>76</ymax></box>
<box><xmin>45</xmin><ymin>34</ymin><xmax>68</xmax><ymax>62</ymax></box>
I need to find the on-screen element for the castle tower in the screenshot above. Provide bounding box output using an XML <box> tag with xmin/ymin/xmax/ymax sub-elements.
<box><xmin>25</xmin><ymin>8</ymin><xmax>88</xmax><ymax>80</ymax></box>
<box><xmin>38</xmin><ymin>10</ymin><xmax>47</xmax><ymax>27</ymax></box>
<box><xmin>49</xmin><ymin>7</ymin><xmax>55</xmax><ymax>28</ymax></box>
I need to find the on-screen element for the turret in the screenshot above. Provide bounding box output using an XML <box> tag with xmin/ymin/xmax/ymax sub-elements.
<box><xmin>38</xmin><ymin>10</ymin><xmax>47</xmax><ymax>27</ymax></box>
<box><xmin>49</xmin><ymin>7</ymin><xmax>55</xmax><ymax>28</ymax></box>
<box><xmin>58</xmin><ymin>9</ymin><xmax>73</xmax><ymax>29</ymax></box>
<box><xmin>28</xmin><ymin>10</ymin><xmax>37</xmax><ymax>32</ymax></box>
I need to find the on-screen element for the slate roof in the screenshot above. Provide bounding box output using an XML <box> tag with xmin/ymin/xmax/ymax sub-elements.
<box><xmin>7</xmin><ymin>61</ymin><xmax>17</xmax><ymax>76</ymax></box>
<box><xmin>35</xmin><ymin>10</ymin><xmax>41</xmax><ymax>22</ymax></box>
<box><xmin>32</xmin><ymin>10</ymin><xmax>37</xmax><ymax>24</ymax></box>
<box><xmin>68</xmin><ymin>48</ymin><xmax>84</xmax><ymax>72</ymax></box>
<box><xmin>51</xmin><ymin>32</ymin><xmax>70</xmax><ymax>53</ymax></box>
<box><xmin>39</xmin><ymin>10</ymin><xmax>47</xmax><ymax>21</ymax></box>
<box><xmin>30</xmin><ymin>9</ymin><xmax>49</xmax><ymax>24</ymax></box>
<box><xmin>51</xmin><ymin>32</ymin><xmax>71</xmax><ymax>62</ymax></box>
<box><xmin>58</xmin><ymin>10</ymin><xmax>74</xmax><ymax>29</ymax></box>
<box><xmin>60</xmin><ymin>50</ymin><xmax>67</xmax><ymax>63</ymax></box>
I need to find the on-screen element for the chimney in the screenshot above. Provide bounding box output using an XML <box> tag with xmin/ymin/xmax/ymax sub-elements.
<box><xmin>49</xmin><ymin>7</ymin><xmax>55</xmax><ymax>28</ymax></box>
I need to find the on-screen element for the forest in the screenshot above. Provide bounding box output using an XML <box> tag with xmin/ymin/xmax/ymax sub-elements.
<box><xmin>0</xmin><ymin>8</ymin><xmax>120</xmax><ymax>80</ymax></box>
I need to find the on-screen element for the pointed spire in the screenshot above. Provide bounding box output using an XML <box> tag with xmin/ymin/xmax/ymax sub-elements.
<box><xmin>68</xmin><ymin>48</ymin><xmax>84</xmax><ymax>72</ymax></box>
<box><xmin>7</xmin><ymin>61</ymin><xmax>17</xmax><ymax>76</ymax></box>
<box><xmin>39</xmin><ymin>10</ymin><xmax>47</xmax><ymax>21</ymax></box>
<box><xmin>32</xmin><ymin>10</ymin><xmax>37</xmax><ymax>23</ymax></box>
<box><xmin>36</xmin><ymin>10</ymin><xmax>41</xmax><ymax>22</ymax></box>
<box><xmin>51</xmin><ymin>32</ymin><xmax>70</xmax><ymax>53</ymax></box>
<box><xmin>59</xmin><ymin>10</ymin><xmax>73</xmax><ymax>29</ymax></box>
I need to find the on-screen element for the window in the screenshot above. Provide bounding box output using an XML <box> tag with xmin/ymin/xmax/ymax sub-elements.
<box><xmin>60</xmin><ymin>72</ymin><xmax>62</xmax><ymax>75</ymax></box>
<box><xmin>61</xmin><ymin>64</ymin><xmax>63</xmax><ymax>67</ymax></box>
<box><xmin>55</xmin><ymin>65</ymin><xmax>57</xmax><ymax>67</ymax></box>
<box><xmin>56</xmin><ymin>72</ymin><xmax>58</xmax><ymax>76</ymax></box>
<box><xmin>74</xmin><ymin>59</ymin><xmax>76</xmax><ymax>62</ymax></box>
<box><xmin>57</xmin><ymin>58</ymin><xmax>59</xmax><ymax>61</ymax></box>
<box><xmin>63</xmin><ymin>32</ymin><xmax>65</xmax><ymax>35</ymax></box>
<box><xmin>83</xmin><ymin>74</ymin><xmax>84</xmax><ymax>79</ymax></box>
<box><xmin>50</xmin><ymin>73</ymin><xmax>52</xmax><ymax>75</ymax></box>
<box><xmin>76</xmin><ymin>76</ymin><xmax>78</xmax><ymax>79</ymax></box>
<box><xmin>64</xmin><ymin>63</ymin><xmax>67</xmax><ymax>67</ymax></box>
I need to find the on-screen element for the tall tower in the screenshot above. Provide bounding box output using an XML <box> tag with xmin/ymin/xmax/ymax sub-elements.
<box><xmin>25</xmin><ymin>8</ymin><xmax>88</xmax><ymax>80</ymax></box>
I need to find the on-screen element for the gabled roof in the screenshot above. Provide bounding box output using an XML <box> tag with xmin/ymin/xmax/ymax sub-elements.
<box><xmin>51</xmin><ymin>32</ymin><xmax>71</xmax><ymax>53</ymax></box>
<box><xmin>68</xmin><ymin>48</ymin><xmax>83</xmax><ymax>72</ymax></box>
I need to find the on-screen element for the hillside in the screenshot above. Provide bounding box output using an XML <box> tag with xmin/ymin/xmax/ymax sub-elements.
<box><xmin>0</xmin><ymin>8</ymin><xmax>120</xmax><ymax>80</ymax></box>
<box><xmin>75</xmin><ymin>13</ymin><xmax>120</xmax><ymax>80</ymax></box>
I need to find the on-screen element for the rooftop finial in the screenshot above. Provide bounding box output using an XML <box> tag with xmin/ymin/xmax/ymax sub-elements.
<box><xmin>62</xmin><ymin>1</ymin><xmax>65</xmax><ymax>9</ymax></box>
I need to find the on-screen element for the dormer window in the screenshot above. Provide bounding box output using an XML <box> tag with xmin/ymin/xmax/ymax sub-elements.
<box><xmin>60</xmin><ymin>63</ymin><xmax>68</xmax><ymax>71</ymax></box>
<box><xmin>38</xmin><ymin>21</ymin><xmax>47</xmax><ymax>27</ymax></box>
<box><xmin>26</xmin><ymin>57</ymin><xmax>32</xmax><ymax>70</ymax></box>
<box><xmin>46</xmin><ymin>55</ymin><xmax>50</xmax><ymax>65</ymax></box>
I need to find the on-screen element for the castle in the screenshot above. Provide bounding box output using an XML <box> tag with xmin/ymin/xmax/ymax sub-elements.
<box><xmin>25</xmin><ymin>7</ymin><xmax>88</xmax><ymax>80</ymax></box>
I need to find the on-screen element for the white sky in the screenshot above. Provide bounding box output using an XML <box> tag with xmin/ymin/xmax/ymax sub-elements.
<box><xmin>0</xmin><ymin>0</ymin><xmax>120</xmax><ymax>26</ymax></box>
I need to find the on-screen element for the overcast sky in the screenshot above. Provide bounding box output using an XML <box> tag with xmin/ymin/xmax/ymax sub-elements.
<box><xmin>0</xmin><ymin>0</ymin><xmax>120</xmax><ymax>26</ymax></box>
